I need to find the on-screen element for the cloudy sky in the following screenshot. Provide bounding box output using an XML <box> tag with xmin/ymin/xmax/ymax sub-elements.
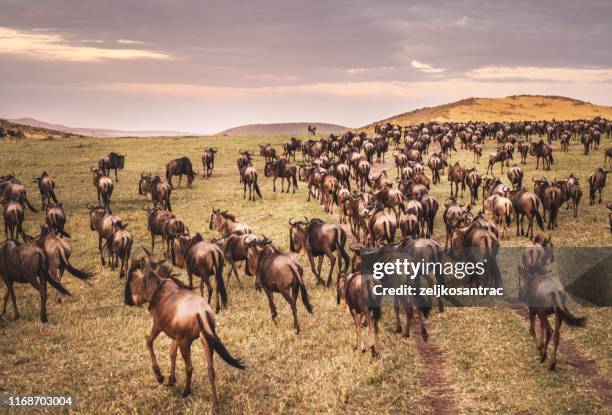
<box><xmin>0</xmin><ymin>0</ymin><xmax>611</xmax><ymax>133</ymax></box>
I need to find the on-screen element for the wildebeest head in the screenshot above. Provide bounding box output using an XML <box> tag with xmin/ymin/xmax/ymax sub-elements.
<box><xmin>244</xmin><ymin>237</ymin><xmax>272</xmax><ymax>276</ymax></box>
<box><xmin>139</xmin><ymin>172</ymin><xmax>152</xmax><ymax>195</ymax></box>
<box><xmin>288</xmin><ymin>217</ymin><xmax>308</xmax><ymax>253</ymax></box>
<box><xmin>87</xmin><ymin>204</ymin><xmax>106</xmax><ymax>231</ymax></box>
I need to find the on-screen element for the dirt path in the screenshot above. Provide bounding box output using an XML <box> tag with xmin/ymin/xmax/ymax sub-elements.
<box><xmin>507</xmin><ymin>299</ymin><xmax>612</xmax><ymax>406</ymax></box>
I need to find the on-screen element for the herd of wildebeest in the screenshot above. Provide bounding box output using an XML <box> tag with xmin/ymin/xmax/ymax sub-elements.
<box><xmin>1</xmin><ymin>118</ymin><xmax>612</xmax><ymax>410</ymax></box>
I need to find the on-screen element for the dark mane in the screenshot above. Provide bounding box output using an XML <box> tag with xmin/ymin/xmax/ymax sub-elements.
<box><xmin>221</xmin><ymin>212</ymin><xmax>237</xmax><ymax>221</ymax></box>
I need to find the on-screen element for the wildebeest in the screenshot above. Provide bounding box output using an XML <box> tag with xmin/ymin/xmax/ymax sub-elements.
<box><xmin>557</xmin><ymin>174</ymin><xmax>582</xmax><ymax>218</ymax></box>
<box><xmin>202</xmin><ymin>148</ymin><xmax>217</xmax><ymax>178</ymax></box>
<box><xmin>0</xmin><ymin>176</ymin><xmax>38</xmax><ymax>212</ymax></box>
<box><xmin>0</xmin><ymin>239</ymin><xmax>91</xmax><ymax>322</ymax></box>
<box><xmin>245</xmin><ymin>237</ymin><xmax>313</xmax><ymax>334</ymax></box>
<box><xmin>212</xmin><ymin>232</ymin><xmax>264</xmax><ymax>288</ymax></box>
<box><xmin>237</xmin><ymin>150</ymin><xmax>254</xmax><ymax>182</ymax></box>
<box><xmin>372</xmin><ymin>184</ymin><xmax>404</xmax><ymax>226</ymax></box>
<box><xmin>487</xmin><ymin>148</ymin><xmax>513</xmax><ymax>174</ymax></box>
<box><xmin>443</xmin><ymin>197</ymin><xmax>469</xmax><ymax>248</ymax></box>
<box><xmin>465</xmin><ymin>168</ymin><xmax>482</xmax><ymax>205</ymax></box>
<box><xmin>517</xmin><ymin>265</ymin><xmax>586</xmax><ymax>370</ymax></box>
<box><xmin>337</xmin><ymin>271</ymin><xmax>381</xmax><ymax>357</ymax></box>
<box><xmin>507</xmin><ymin>165</ymin><xmax>524</xmax><ymax>189</ymax></box>
<box><xmin>209</xmin><ymin>209</ymin><xmax>251</xmax><ymax>236</ymax></box>
<box><xmin>124</xmin><ymin>253</ymin><xmax>244</xmax><ymax>407</ymax></box>
<box><xmin>484</xmin><ymin>195</ymin><xmax>514</xmax><ymax>240</ymax></box>
<box><xmin>530</xmin><ymin>140</ymin><xmax>553</xmax><ymax>171</ymax></box>
<box><xmin>259</xmin><ymin>143</ymin><xmax>277</xmax><ymax>162</ymax></box>
<box><xmin>420</xmin><ymin>195</ymin><xmax>439</xmax><ymax>238</ymax></box>
<box><xmin>447</xmin><ymin>162</ymin><xmax>466</xmax><ymax>198</ymax></box>
<box><xmin>109</xmin><ymin>220</ymin><xmax>133</xmax><ymax>278</ymax></box>
<box><xmin>283</xmin><ymin>138</ymin><xmax>301</xmax><ymax>161</ymax></box>
<box><xmin>2</xmin><ymin>200</ymin><xmax>25</xmax><ymax>241</ymax></box>
<box><xmin>241</xmin><ymin>166</ymin><xmax>262</xmax><ymax>201</ymax></box>
<box><xmin>533</xmin><ymin>178</ymin><xmax>564</xmax><ymax>230</ymax></box>
<box><xmin>143</xmin><ymin>207</ymin><xmax>175</xmax><ymax>252</ymax></box>
<box><xmin>45</xmin><ymin>202</ymin><xmax>70</xmax><ymax>237</ymax></box>
<box><xmin>173</xmin><ymin>234</ymin><xmax>227</xmax><ymax>313</ymax></box>
<box><xmin>166</xmin><ymin>157</ymin><xmax>197</xmax><ymax>188</ymax></box>
<box><xmin>88</xmin><ymin>205</ymin><xmax>120</xmax><ymax>266</ymax></box>
<box><xmin>139</xmin><ymin>173</ymin><xmax>173</xmax><ymax>211</ymax></box>
<box><xmin>264</xmin><ymin>159</ymin><xmax>298</xmax><ymax>193</ymax></box>
<box><xmin>588</xmin><ymin>168</ymin><xmax>609</xmax><ymax>205</ymax></box>
<box><xmin>91</xmin><ymin>167</ymin><xmax>113</xmax><ymax>213</ymax></box>
<box><xmin>32</xmin><ymin>171</ymin><xmax>58</xmax><ymax>209</ymax></box>
<box><xmin>517</xmin><ymin>141</ymin><xmax>529</xmax><ymax>164</ymax></box>
<box><xmin>98</xmin><ymin>152</ymin><xmax>125</xmax><ymax>181</ymax></box>
<box><xmin>510</xmin><ymin>188</ymin><xmax>544</xmax><ymax>238</ymax></box>
<box><xmin>289</xmin><ymin>218</ymin><xmax>350</xmax><ymax>286</ymax></box>
<box><xmin>161</xmin><ymin>216</ymin><xmax>189</xmax><ymax>260</ymax></box>
<box><xmin>25</xmin><ymin>225</ymin><xmax>94</xmax><ymax>303</ymax></box>
<box><xmin>399</xmin><ymin>213</ymin><xmax>420</xmax><ymax>238</ymax></box>
<box><xmin>366</xmin><ymin>203</ymin><xmax>396</xmax><ymax>247</ymax></box>
<box><xmin>605</xmin><ymin>147</ymin><xmax>612</xmax><ymax>168</ymax></box>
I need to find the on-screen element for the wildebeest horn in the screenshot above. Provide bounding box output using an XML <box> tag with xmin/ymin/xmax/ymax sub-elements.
<box><xmin>288</xmin><ymin>217</ymin><xmax>296</xmax><ymax>225</ymax></box>
<box><xmin>90</xmin><ymin>166</ymin><xmax>96</xmax><ymax>172</ymax></box>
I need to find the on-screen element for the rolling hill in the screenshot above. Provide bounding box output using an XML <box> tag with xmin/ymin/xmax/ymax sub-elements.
<box><xmin>361</xmin><ymin>95</ymin><xmax>612</xmax><ymax>130</ymax></box>
<box><xmin>7</xmin><ymin>117</ymin><xmax>194</xmax><ymax>137</ymax></box>
<box><xmin>218</xmin><ymin>122</ymin><xmax>348</xmax><ymax>136</ymax></box>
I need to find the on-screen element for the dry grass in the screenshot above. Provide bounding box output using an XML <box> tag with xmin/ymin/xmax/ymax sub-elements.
<box><xmin>0</xmin><ymin>132</ymin><xmax>610</xmax><ymax>414</ymax></box>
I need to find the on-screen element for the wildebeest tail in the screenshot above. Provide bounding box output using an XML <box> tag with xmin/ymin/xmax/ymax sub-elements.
<box><xmin>551</xmin><ymin>291</ymin><xmax>586</xmax><ymax>327</ymax></box>
<box><xmin>38</xmin><ymin>252</ymin><xmax>70</xmax><ymax>295</ymax></box>
<box><xmin>293</xmin><ymin>263</ymin><xmax>313</xmax><ymax>314</ymax></box>
<box><xmin>212</xmin><ymin>251</ymin><xmax>228</xmax><ymax>308</ymax></box>
<box><xmin>197</xmin><ymin>312</ymin><xmax>245</xmax><ymax>369</ymax></box>
<box><xmin>50</xmin><ymin>190</ymin><xmax>59</xmax><ymax>204</ymax></box>
<box><xmin>383</xmin><ymin>220</ymin><xmax>394</xmax><ymax>244</ymax></box>
<box><xmin>335</xmin><ymin>227</ymin><xmax>350</xmax><ymax>272</ymax></box>
<box><xmin>253</xmin><ymin>179</ymin><xmax>262</xmax><ymax>198</ymax></box>
<box><xmin>549</xmin><ymin>152</ymin><xmax>554</xmax><ymax>165</ymax></box>
<box><xmin>59</xmin><ymin>248</ymin><xmax>94</xmax><ymax>281</ymax></box>
<box><xmin>533</xmin><ymin>202</ymin><xmax>544</xmax><ymax>230</ymax></box>
<box><xmin>23</xmin><ymin>192</ymin><xmax>38</xmax><ymax>212</ymax></box>
<box><xmin>292</xmin><ymin>172</ymin><xmax>298</xmax><ymax>190</ymax></box>
<box><xmin>59</xmin><ymin>228</ymin><xmax>71</xmax><ymax>238</ymax></box>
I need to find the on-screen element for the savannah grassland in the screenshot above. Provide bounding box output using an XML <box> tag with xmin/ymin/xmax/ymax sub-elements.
<box><xmin>0</xmin><ymin>129</ymin><xmax>611</xmax><ymax>414</ymax></box>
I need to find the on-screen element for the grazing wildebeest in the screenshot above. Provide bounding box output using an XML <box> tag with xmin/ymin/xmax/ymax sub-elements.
<box><xmin>173</xmin><ymin>234</ymin><xmax>227</xmax><ymax>313</ymax></box>
<box><xmin>483</xmin><ymin>195</ymin><xmax>513</xmax><ymax>240</ymax></box>
<box><xmin>91</xmin><ymin>167</ymin><xmax>113</xmax><ymax>213</ymax></box>
<box><xmin>202</xmin><ymin>147</ymin><xmax>217</xmax><ymax>178</ymax></box>
<box><xmin>98</xmin><ymin>152</ymin><xmax>125</xmax><ymax>181</ymax></box>
<box><xmin>509</xmin><ymin>188</ymin><xmax>544</xmax><ymax>238</ymax></box>
<box><xmin>487</xmin><ymin>148</ymin><xmax>512</xmax><ymax>174</ymax></box>
<box><xmin>0</xmin><ymin>239</ymin><xmax>91</xmax><ymax>322</ymax></box>
<box><xmin>448</xmin><ymin>162</ymin><xmax>466</xmax><ymax>198</ymax></box>
<box><xmin>25</xmin><ymin>225</ymin><xmax>94</xmax><ymax>303</ymax></box>
<box><xmin>530</xmin><ymin>140</ymin><xmax>553</xmax><ymax>171</ymax></box>
<box><xmin>264</xmin><ymin>159</ymin><xmax>298</xmax><ymax>193</ymax></box>
<box><xmin>588</xmin><ymin>168</ymin><xmax>609</xmax><ymax>205</ymax></box>
<box><xmin>32</xmin><ymin>171</ymin><xmax>58</xmax><ymax>209</ymax></box>
<box><xmin>517</xmin><ymin>265</ymin><xmax>586</xmax><ymax>371</ymax></box>
<box><xmin>209</xmin><ymin>209</ymin><xmax>251</xmax><ymax>236</ymax></box>
<box><xmin>2</xmin><ymin>201</ymin><xmax>25</xmax><ymax>241</ymax></box>
<box><xmin>507</xmin><ymin>165</ymin><xmax>524</xmax><ymax>189</ymax></box>
<box><xmin>289</xmin><ymin>218</ymin><xmax>350</xmax><ymax>286</ymax></box>
<box><xmin>88</xmin><ymin>205</ymin><xmax>120</xmax><ymax>266</ymax></box>
<box><xmin>139</xmin><ymin>173</ymin><xmax>173</xmax><ymax>211</ymax></box>
<box><xmin>0</xmin><ymin>176</ymin><xmax>38</xmax><ymax>212</ymax></box>
<box><xmin>109</xmin><ymin>220</ymin><xmax>133</xmax><ymax>278</ymax></box>
<box><xmin>124</xmin><ymin>253</ymin><xmax>244</xmax><ymax>408</ymax></box>
<box><xmin>45</xmin><ymin>202</ymin><xmax>70</xmax><ymax>237</ymax></box>
<box><xmin>337</xmin><ymin>271</ymin><xmax>381</xmax><ymax>357</ymax></box>
<box><xmin>245</xmin><ymin>238</ymin><xmax>313</xmax><ymax>334</ymax></box>
<box><xmin>465</xmin><ymin>168</ymin><xmax>482</xmax><ymax>205</ymax></box>
<box><xmin>166</xmin><ymin>157</ymin><xmax>197</xmax><ymax>188</ymax></box>
<box><xmin>241</xmin><ymin>166</ymin><xmax>262</xmax><ymax>201</ymax></box>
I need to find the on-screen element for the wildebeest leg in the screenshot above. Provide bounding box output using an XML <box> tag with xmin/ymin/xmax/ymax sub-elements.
<box><xmin>5</xmin><ymin>281</ymin><xmax>19</xmax><ymax>320</ymax></box>
<box><xmin>243</xmin><ymin>181</ymin><xmax>247</xmax><ymax>199</ymax></box>
<box><xmin>178</xmin><ymin>340</ymin><xmax>193</xmax><ymax>397</ymax></box>
<box><xmin>540</xmin><ymin>315</ymin><xmax>552</xmax><ymax>363</ymax></box>
<box><xmin>550</xmin><ymin>313</ymin><xmax>561</xmax><ymax>371</ymax></box>
<box><xmin>168</xmin><ymin>339</ymin><xmax>178</xmax><ymax>386</ymax></box>
<box><xmin>146</xmin><ymin>324</ymin><xmax>164</xmax><ymax>384</ymax></box>
<box><xmin>351</xmin><ymin>310</ymin><xmax>362</xmax><ymax>351</ymax></box>
<box><xmin>325</xmin><ymin>252</ymin><xmax>336</xmax><ymax>287</ymax></box>
<box><xmin>404</xmin><ymin>303</ymin><xmax>413</xmax><ymax>338</ymax></box>
<box><xmin>114</xmin><ymin>168</ymin><xmax>119</xmax><ymax>182</ymax></box>
<box><xmin>98</xmin><ymin>237</ymin><xmax>106</xmax><ymax>266</ymax></box>
<box><xmin>202</xmin><ymin>338</ymin><xmax>219</xmax><ymax>409</ymax></box>
<box><xmin>272</xmin><ymin>177</ymin><xmax>276</xmax><ymax>192</ymax></box>
<box><xmin>187</xmin><ymin>270</ymin><xmax>194</xmax><ymax>290</ymax></box>
<box><xmin>307</xmin><ymin>253</ymin><xmax>323</xmax><ymax>285</ymax></box>
<box><xmin>317</xmin><ymin>256</ymin><xmax>325</xmax><ymax>285</ymax></box>
<box><xmin>264</xmin><ymin>289</ymin><xmax>278</xmax><ymax>322</ymax></box>
<box><xmin>281</xmin><ymin>289</ymin><xmax>300</xmax><ymax>334</ymax></box>
<box><xmin>529</xmin><ymin>308</ymin><xmax>536</xmax><ymax>338</ymax></box>
<box><xmin>366</xmin><ymin>312</ymin><xmax>379</xmax><ymax>357</ymax></box>
<box><xmin>394</xmin><ymin>297</ymin><xmax>402</xmax><ymax>333</ymax></box>
<box><xmin>229</xmin><ymin>261</ymin><xmax>242</xmax><ymax>288</ymax></box>
<box><xmin>419</xmin><ymin>306</ymin><xmax>428</xmax><ymax>341</ymax></box>
<box><xmin>178</xmin><ymin>174</ymin><xmax>182</xmax><ymax>188</ymax></box>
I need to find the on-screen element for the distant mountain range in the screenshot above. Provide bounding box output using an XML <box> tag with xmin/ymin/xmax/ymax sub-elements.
<box><xmin>218</xmin><ymin>122</ymin><xmax>348</xmax><ymax>136</ymax></box>
<box><xmin>7</xmin><ymin>117</ymin><xmax>195</xmax><ymax>137</ymax></box>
